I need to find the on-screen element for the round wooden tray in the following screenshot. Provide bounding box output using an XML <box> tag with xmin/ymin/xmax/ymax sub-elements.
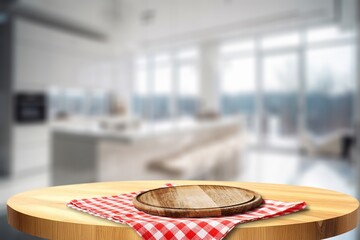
<box><xmin>133</xmin><ymin>185</ymin><xmax>263</xmax><ymax>218</ymax></box>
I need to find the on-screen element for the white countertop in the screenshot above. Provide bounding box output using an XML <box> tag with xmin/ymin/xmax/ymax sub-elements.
<box><xmin>51</xmin><ymin>116</ymin><xmax>242</xmax><ymax>144</ymax></box>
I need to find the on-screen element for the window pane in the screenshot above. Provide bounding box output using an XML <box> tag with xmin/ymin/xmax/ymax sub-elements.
<box><xmin>135</xmin><ymin>69</ymin><xmax>148</xmax><ymax>95</ymax></box>
<box><xmin>264</xmin><ymin>54</ymin><xmax>298</xmax><ymax>92</ymax></box>
<box><xmin>177</xmin><ymin>64</ymin><xmax>199</xmax><ymax>116</ymax></box>
<box><xmin>261</xmin><ymin>32</ymin><xmax>300</xmax><ymax>49</ymax></box>
<box><xmin>153</xmin><ymin>60</ymin><xmax>172</xmax><ymax>120</ymax></box>
<box><xmin>221</xmin><ymin>58</ymin><xmax>255</xmax><ymax>95</ymax></box>
<box><xmin>154</xmin><ymin>65</ymin><xmax>172</xmax><ymax>94</ymax></box>
<box><xmin>48</xmin><ymin>88</ymin><xmax>65</xmax><ymax>118</ymax></box>
<box><xmin>89</xmin><ymin>91</ymin><xmax>110</xmax><ymax>116</ymax></box>
<box><xmin>64</xmin><ymin>89</ymin><xmax>87</xmax><ymax>115</ymax></box>
<box><xmin>306</xmin><ymin>26</ymin><xmax>355</xmax><ymax>43</ymax></box>
<box><xmin>220</xmin><ymin>57</ymin><xmax>256</xmax><ymax>130</ymax></box>
<box><xmin>178</xmin><ymin>65</ymin><xmax>198</xmax><ymax>96</ymax></box>
<box><xmin>133</xmin><ymin>60</ymin><xmax>150</xmax><ymax>119</ymax></box>
<box><xmin>306</xmin><ymin>45</ymin><xmax>355</xmax><ymax>136</ymax></box>
<box><xmin>263</xmin><ymin>53</ymin><xmax>299</xmax><ymax>146</ymax></box>
<box><xmin>154</xmin><ymin>53</ymin><xmax>170</xmax><ymax>63</ymax></box>
<box><xmin>220</xmin><ymin>40</ymin><xmax>255</xmax><ymax>54</ymax></box>
<box><xmin>176</xmin><ymin>49</ymin><xmax>198</xmax><ymax>60</ymax></box>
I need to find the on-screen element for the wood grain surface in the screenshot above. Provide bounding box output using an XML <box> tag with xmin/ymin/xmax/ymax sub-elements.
<box><xmin>7</xmin><ymin>180</ymin><xmax>360</xmax><ymax>240</ymax></box>
<box><xmin>133</xmin><ymin>185</ymin><xmax>263</xmax><ymax>217</ymax></box>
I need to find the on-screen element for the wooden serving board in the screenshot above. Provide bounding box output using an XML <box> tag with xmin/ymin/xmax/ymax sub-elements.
<box><xmin>133</xmin><ymin>185</ymin><xmax>263</xmax><ymax>218</ymax></box>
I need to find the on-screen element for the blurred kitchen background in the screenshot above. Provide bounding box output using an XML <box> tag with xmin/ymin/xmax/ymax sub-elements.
<box><xmin>0</xmin><ymin>0</ymin><xmax>359</xmax><ymax>239</ymax></box>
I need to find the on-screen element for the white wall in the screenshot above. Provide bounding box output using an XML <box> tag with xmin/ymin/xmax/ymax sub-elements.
<box><xmin>13</xmin><ymin>19</ymin><xmax>115</xmax><ymax>92</ymax></box>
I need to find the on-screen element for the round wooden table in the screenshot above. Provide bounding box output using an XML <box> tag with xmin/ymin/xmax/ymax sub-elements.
<box><xmin>7</xmin><ymin>180</ymin><xmax>359</xmax><ymax>240</ymax></box>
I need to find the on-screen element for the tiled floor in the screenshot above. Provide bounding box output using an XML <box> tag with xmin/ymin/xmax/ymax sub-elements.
<box><xmin>0</xmin><ymin>169</ymin><xmax>49</xmax><ymax>240</ymax></box>
<box><xmin>0</xmin><ymin>149</ymin><xmax>358</xmax><ymax>239</ymax></box>
<box><xmin>238</xmin><ymin>149</ymin><xmax>356</xmax><ymax>195</ymax></box>
<box><xmin>237</xmin><ymin>148</ymin><xmax>358</xmax><ymax>240</ymax></box>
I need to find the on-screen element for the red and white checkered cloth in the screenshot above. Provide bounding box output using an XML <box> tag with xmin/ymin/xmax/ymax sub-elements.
<box><xmin>67</xmin><ymin>184</ymin><xmax>307</xmax><ymax>240</ymax></box>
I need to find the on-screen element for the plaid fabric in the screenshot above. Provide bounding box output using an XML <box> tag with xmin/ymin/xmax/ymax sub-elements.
<box><xmin>67</xmin><ymin>184</ymin><xmax>307</xmax><ymax>240</ymax></box>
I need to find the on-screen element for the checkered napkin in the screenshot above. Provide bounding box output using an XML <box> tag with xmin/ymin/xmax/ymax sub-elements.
<box><xmin>67</xmin><ymin>184</ymin><xmax>307</xmax><ymax>240</ymax></box>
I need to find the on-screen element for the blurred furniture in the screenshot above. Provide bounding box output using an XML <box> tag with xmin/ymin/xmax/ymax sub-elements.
<box><xmin>7</xmin><ymin>180</ymin><xmax>359</xmax><ymax>240</ymax></box>
<box><xmin>110</xmin><ymin>97</ymin><xmax>127</xmax><ymax>116</ymax></box>
<box><xmin>300</xmin><ymin>129</ymin><xmax>355</xmax><ymax>159</ymax></box>
<box><xmin>12</xmin><ymin>125</ymin><xmax>50</xmax><ymax>177</ymax></box>
<box><xmin>196</xmin><ymin>109</ymin><xmax>220</xmax><ymax>121</ymax></box>
<box><xmin>51</xmin><ymin>117</ymin><xmax>243</xmax><ymax>184</ymax></box>
<box><xmin>148</xmin><ymin>131</ymin><xmax>242</xmax><ymax>180</ymax></box>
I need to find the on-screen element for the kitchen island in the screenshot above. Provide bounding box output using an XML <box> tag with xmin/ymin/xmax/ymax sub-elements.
<box><xmin>51</xmin><ymin>117</ymin><xmax>244</xmax><ymax>185</ymax></box>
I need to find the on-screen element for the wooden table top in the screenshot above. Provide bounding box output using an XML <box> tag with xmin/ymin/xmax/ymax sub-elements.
<box><xmin>7</xmin><ymin>180</ymin><xmax>359</xmax><ymax>240</ymax></box>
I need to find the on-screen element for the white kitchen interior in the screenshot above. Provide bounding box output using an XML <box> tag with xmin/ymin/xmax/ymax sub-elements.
<box><xmin>0</xmin><ymin>0</ymin><xmax>359</xmax><ymax>239</ymax></box>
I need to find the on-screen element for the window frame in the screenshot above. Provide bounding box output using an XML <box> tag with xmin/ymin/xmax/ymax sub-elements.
<box><xmin>132</xmin><ymin>48</ymin><xmax>200</xmax><ymax>120</ymax></box>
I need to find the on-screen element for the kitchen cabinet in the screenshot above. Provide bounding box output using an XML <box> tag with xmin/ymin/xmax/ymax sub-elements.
<box><xmin>14</xmin><ymin>18</ymin><xmax>112</xmax><ymax>91</ymax></box>
<box><xmin>11</xmin><ymin>125</ymin><xmax>50</xmax><ymax>177</ymax></box>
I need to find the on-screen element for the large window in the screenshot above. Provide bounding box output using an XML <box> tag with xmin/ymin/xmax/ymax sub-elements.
<box><xmin>220</xmin><ymin>57</ymin><xmax>256</xmax><ymax>129</ymax></box>
<box><xmin>306</xmin><ymin>45</ymin><xmax>356</xmax><ymax>136</ymax></box>
<box><xmin>220</xmin><ymin>40</ymin><xmax>256</xmax><ymax>130</ymax></box>
<box><xmin>219</xmin><ymin>26</ymin><xmax>356</xmax><ymax>147</ymax></box>
<box><xmin>153</xmin><ymin>54</ymin><xmax>172</xmax><ymax>120</ymax></box>
<box><xmin>133</xmin><ymin>48</ymin><xmax>199</xmax><ymax>120</ymax></box>
<box><xmin>48</xmin><ymin>88</ymin><xmax>110</xmax><ymax>118</ymax></box>
<box><xmin>261</xmin><ymin>32</ymin><xmax>300</xmax><ymax>49</ymax></box>
<box><xmin>133</xmin><ymin>58</ymin><xmax>151</xmax><ymax>119</ymax></box>
<box><xmin>176</xmin><ymin>49</ymin><xmax>200</xmax><ymax>117</ymax></box>
<box><xmin>263</xmin><ymin>53</ymin><xmax>299</xmax><ymax>144</ymax></box>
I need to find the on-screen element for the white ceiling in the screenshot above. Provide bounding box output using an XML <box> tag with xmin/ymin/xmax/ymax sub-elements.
<box><xmin>114</xmin><ymin>0</ymin><xmax>341</xmax><ymax>50</ymax></box>
<box><xmin>14</xmin><ymin>0</ymin><xmax>356</xmax><ymax>52</ymax></box>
